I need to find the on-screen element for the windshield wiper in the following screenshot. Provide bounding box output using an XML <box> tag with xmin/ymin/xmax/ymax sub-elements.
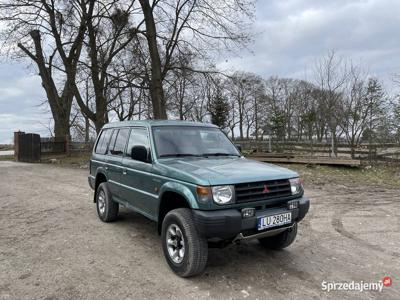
<box><xmin>159</xmin><ymin>153</ymin><xmax>202</xmax><ymax>158</ymax></box>
<box><xmin>201</xmin><ymin>153</ymin><xmax>240</xmax><ymax>157</ymax></box>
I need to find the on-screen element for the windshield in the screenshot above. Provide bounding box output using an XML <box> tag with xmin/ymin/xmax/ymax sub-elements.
<box><xmin>152</xmin><ymin>126</ymin><xmax>240</xmax><ymax>158</ymax></box>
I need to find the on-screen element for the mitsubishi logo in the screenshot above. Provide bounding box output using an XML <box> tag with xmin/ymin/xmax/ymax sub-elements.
<box><xmin>262</xmin><ymin>184</ymin><xmax>270</xmax><ymax>193</ymax></box>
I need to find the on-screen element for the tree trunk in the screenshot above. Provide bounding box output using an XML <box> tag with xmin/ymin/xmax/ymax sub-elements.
<box><xmin>53</xmin><ymin>112</ymin><xmax>70</xmax><ymax>137</ymax></box>
<box><xmin>85</xmin><ymin>116</ymin><xmax>90</xmax><ymax>142</ymax></box>
<box><xmin>139</xmin><ymin>0</ymin><xmax>167</xmax><ymax>119</ymax></box>
<box><xmin>94</xmin><ymin>95</ymin><xmax>108</xmax><ymax>133</ymax></box>
<box><xmin>254</xmin><ymin>101</ymin><xmax>258</xmax><ymax>140</ymax></box>
<box><xmin>18</xmin><ymin>30</ymin><xmax>72</xmax><ymax>138</ymax></box>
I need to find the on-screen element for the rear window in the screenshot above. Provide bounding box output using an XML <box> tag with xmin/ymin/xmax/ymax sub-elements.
<box><xmin>95</xmin><ymin>129</ymin><xmax>112</xmax><ymax>154</ymax></box>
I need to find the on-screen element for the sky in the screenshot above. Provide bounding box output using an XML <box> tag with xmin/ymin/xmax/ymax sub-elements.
<box><xmin>1</xmin><ymin>0</ymin><xmax>400</xmax><ymax>144</ymax></box>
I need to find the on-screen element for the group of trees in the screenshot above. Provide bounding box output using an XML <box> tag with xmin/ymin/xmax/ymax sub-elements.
<box><xmin>157</xmin><ymin>50</ymin><xmax>400</xmax><ymax>157</ymax></box>
<box><xmin>1</xmin><ymin>1</ymin><xmax>399</xmax><ymax>155</ymax></box>
<box><xmin>0</xmin><ymin>0</ymin><xmax>254</xmax><ymax>134</ymax></box>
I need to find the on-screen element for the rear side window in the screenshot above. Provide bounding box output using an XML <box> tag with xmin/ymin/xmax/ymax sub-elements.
<box><xmin>109</xmin><ymin>128</ymin><xmax>130</xmax><ymax>156</ymax></box>
<box><xmin>107</xmin><ymin>129</ymin><xmax>119</xmax><ymax>155</ymax></box>
<box><xmin>126</xmin><ymin>128</ymin><xmax>150</xmax><ymax>158</ymax></box>
<box><xmin>95</xmin><ymin>129</ymin><xmax>112</xmax><ymax>154</ymax></box>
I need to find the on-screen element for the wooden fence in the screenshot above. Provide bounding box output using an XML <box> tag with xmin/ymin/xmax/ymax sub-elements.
<box><xmin>236</xmin><ymin>139</ymin><xmax>400</xmax><ymax>165</ymax></box>
<box><xmin>69</xmin><ymin>141</ymin><xmax>94</xmax><ymax>153</ymax></box>
<box><xmin>40</xmin><ymin>137</ymin><xmax>68</xmax><ymax>154</ymax></box>
<box><xmin>12</xmin><ymin>131</ymin><xmax>94</xmax><ymax>163</ymax></box>
<box><xmin>41</xmin><ymin>138</ymin><xmax>93</xmax><ymax>155</ymax></box>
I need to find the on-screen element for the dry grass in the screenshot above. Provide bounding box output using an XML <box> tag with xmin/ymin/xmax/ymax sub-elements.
<box><xmin>42</xmin><ymin>153</ymin><xmax>91</xmax><ymax>168</ymax></box>
<box><xmin>0</xmin><ymin>155</ymin><xmax>13</xmax><ymax>161</ymax></box>
<box><xmin>280</xmin><ymin>163</ymin><xmax>400</xmax><ymax>189</ymax></box>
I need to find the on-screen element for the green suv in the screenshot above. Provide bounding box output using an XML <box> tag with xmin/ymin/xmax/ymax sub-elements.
<box><xmin>88</xmin><ymin>120</ymin><xmax>309</xmax><ymax>277</ymax></box>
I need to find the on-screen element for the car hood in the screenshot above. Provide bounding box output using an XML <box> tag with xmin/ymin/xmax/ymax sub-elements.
<box><xmin>158</xmin><ymin>157</ymin><xmax>298</xmax><ymax>185</ymax></box>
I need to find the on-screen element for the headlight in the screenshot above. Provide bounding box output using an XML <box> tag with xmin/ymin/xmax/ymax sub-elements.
<box><xmin>289</xmin><ymin>178</ymin><xmax>303</xmax><ymax>195</ymax></box>
<box><xmin>212</xmin><ymin>185</ymin><xmax>234</xmax><ymax>204</ymax></box>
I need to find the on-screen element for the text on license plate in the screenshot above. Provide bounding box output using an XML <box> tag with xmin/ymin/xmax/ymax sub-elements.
<box><xmin>257</xmin><ymin>212</ymin><xmax>292</xmax><ymax>230</ymax></box>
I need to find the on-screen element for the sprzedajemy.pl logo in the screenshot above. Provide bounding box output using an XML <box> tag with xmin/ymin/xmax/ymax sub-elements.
<box><xmin>321</xmin><ymin>276</ymin><xmax>392</xmax><ymax>293</ymax></box>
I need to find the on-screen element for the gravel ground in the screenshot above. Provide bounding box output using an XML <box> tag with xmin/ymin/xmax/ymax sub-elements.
<box><xmin>0</xmin><ymin>161</ymin><xmax>399</xmax><ymax>300</ymax></box>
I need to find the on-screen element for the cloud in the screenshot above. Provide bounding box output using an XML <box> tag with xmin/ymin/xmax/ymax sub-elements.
<box><xmin>1</xmin><ymin>0</ymin><xmax>400</xmax><ymax>144</ymax></box>
<box><xmin>218</xmin><ymin>0</ymin><xmax>400</xmax><ymax>86</ymax></box>
<box><xmin>0</xmin><ymin>63</ymin><xmax>50</xmax><ymax>144</ymax></box>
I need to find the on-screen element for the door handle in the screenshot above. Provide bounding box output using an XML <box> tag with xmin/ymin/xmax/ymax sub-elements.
<box><xmin>122</xmin><ymin>169</ymin><xmax>127</xmax><ymax>175</ymax></box>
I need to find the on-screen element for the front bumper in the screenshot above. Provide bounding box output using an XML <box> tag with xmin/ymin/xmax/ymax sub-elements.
<box><xmin>193</xmin><ymin>196</ymin><xmax>310</xmax><ymax>240</ymax></box>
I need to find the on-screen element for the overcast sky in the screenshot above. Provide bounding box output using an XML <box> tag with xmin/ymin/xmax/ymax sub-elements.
<box><xmin>1</xmin><ymin>0</ymin><xmax>400</xmax><ymax>144</ymax></box>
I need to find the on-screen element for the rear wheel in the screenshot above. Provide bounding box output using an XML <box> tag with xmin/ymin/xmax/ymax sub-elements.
<box><xmin>161</xmin><ymin>208</ymin><xmax>208</xmax><ymax>277</ymax></box>
<box><xmin>96</xmin><ymin>182</ymin><xmax>119</xmax><ymax>222</ymax></box>
<box><xmin>258</xmin><ymin>223</ymin><xmax>298</xmax><ymax>250</ymax></box>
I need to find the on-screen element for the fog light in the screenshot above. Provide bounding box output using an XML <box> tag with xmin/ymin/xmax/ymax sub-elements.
<box><xmin>288</xmin><ymin>201</ymin><xmax>299</xmax><ymax>210</ymax></box>
<box><xmin>242</xmin><ymin>208</ymin><xmax>255</xmax><ymax>218</ymax></box>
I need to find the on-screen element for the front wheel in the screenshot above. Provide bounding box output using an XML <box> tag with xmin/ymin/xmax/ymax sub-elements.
<box><xmin>258</xmin><ymin>223</ymin><xmax>298</xmax><ymax>250</ymax></box>
<box><xmin>161</xmin><ymin>208</ymin><xmax>208</xmax><ymax>277</ymax></box>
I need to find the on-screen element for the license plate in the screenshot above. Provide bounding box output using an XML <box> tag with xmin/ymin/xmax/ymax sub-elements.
<box><xmin>257</xmin><ymin>212</ymin><xmax>292</xmax><ymax>230</ymax></box>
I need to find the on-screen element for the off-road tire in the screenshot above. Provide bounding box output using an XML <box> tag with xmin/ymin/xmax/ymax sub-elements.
<box><xmin>258</xmin><ymin>223</ymin><xmax>298</xmax><ymax>250</ymax></box>
<box><xmin>161</xmin><ymin>208</ymin><xmax>208</xmax><ymax>277</ymax></box>
<box><xmin>96</xmin><ymin>182</ymin><xmax>119</xmax><ymax>222</ymax></box>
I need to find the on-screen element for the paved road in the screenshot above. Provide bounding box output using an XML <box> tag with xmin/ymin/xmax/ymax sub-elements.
<box><xmin>0</xmin><ymin>161</ymin><xmax>399</xmax><ymax>299</ymax></box>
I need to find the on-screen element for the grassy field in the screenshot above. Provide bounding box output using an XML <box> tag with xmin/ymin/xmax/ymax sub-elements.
<box><xmin>42</xmin><ymin>153</ymin><xmax>91</xmax><ymax>168</ymax></box>
<box><xmin>281</xmin><ymin>163</ymin><xmax>400</xmax><ymax>189</ymax></box>
<box><xmin>0</xmin><ymin>155</ymin><xmax>13</xmax><ymax>161</ymax></box>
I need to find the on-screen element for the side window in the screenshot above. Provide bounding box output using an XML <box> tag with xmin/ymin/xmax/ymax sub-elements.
<box><xmin>94</xmin><ymin>131</ymin><xmax>105</xmax><ymax>153</ymax></box>
<box><xmin>95</xmin><ymin>129</ymin><xmax>112</xmax><ymax>154</ymax></box>
<box><xmin>110</xmin><ymin>128</ymin><xmax>130</xmax><ymax>156</ymax></box>
<box><xmin>126</xmin><ymin>128</ymin><xmax>150</xmax><ymax>159</ymax></box>
<box><xmin>107</xmin><ymin>129</ymin><xmax>119</xmax><ymax>155</ymax></box>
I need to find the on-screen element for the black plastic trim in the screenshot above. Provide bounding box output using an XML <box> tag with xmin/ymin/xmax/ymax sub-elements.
<box><xmin>193</xmin><ymin>197</ymin><xmax>310</xmax><ymax>240</ymax></box>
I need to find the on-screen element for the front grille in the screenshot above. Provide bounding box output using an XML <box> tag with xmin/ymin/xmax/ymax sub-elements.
<box><xmin>235</xmin><ymin>179</ymin><xmax>292</xmax><ymax>203</ymax></box>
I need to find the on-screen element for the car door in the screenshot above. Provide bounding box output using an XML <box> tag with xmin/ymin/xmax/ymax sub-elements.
<box><xmin>105</xmin><ymin>128</ymin><xmax>130</xmax><ymax>199</ymax></box>
<box><xmin>120</xmin><ymin>127</ymin><xmax>158</xmax><ymax>218</ymax></box>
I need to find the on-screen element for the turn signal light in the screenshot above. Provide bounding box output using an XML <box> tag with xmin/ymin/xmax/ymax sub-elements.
<box><xmin>196</xmin><ymin>186</ymin><xmax>212</xmax><ymax>203</ymax></box>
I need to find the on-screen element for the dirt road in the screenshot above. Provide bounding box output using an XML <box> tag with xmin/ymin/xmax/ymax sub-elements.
<box><xmin>0</xmin><ymin>161</ymin><xmax>399</xmax><ymax>299</ymax></box>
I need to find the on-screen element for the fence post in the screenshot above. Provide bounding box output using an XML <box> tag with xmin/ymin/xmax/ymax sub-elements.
<box><xmin>268</xmin><ymin>136</ymin><xmax>272</xmax><ymax>153</ymax></box>
<box><xmin>13</xmin><ymin>131</ymin><xmax>24</xmax><ymax>161</ymax></box>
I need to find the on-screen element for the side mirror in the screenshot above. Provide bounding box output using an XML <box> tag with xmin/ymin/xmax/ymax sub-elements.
<box><xmin>131</xmin><ymin>145</ymin><xmax>150</xmax><ymax>163</ymax></box>
<box><xmin>235</xmin><ymin>144</ymin><xmax>242</xmax><ymax>152</ymax></box>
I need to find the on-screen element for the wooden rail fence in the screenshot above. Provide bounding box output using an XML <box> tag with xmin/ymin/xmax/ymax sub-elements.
<box><xmin>236</xmin><ymin>140</ymin><xmax>400</xmax><ymax>166</ymax></box>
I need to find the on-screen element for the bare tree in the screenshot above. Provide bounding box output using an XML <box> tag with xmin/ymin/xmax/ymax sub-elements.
<box><xmin>313</xmin><ymin>50</ymin><xmax>348</xmax><ymax>156</ymax></box>
<box><xmin>74</xmin><ymin>2</ymin><xmax>139</xmax><ymax>132</ymax></box>
<box><xmin>136</xmin><ymin>0</ymin><xmax>255</xmax><ymax>119</ymax></box>
<box><xmin>0</xmin><ymin>0</ymin><xmax>93</xmax><ymax>137</ymax></box>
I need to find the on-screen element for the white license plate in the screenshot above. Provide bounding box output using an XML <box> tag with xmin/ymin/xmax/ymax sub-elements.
<box><xmin>257</xmin><ymin>212</ymin><xmax>292</xmax><ymax>230</ymax></box>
